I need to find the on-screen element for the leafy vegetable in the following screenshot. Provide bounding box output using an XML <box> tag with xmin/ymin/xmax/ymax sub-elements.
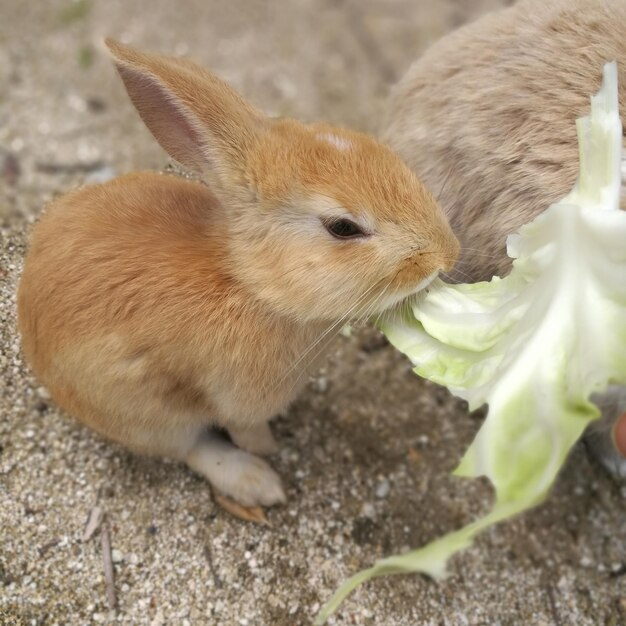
<box><xmin>316</xmin><ymin>62</ymin><xmax>626</xmax><ymax>624</ymax></box>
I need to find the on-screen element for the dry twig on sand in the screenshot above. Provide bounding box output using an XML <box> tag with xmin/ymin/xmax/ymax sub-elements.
<box><xmin>82</xmin><ymin>505</ymin><xmax>103</xmax><ymax>543</ymax></box>
<box><xmin>101</xmin><ymin>517</ymin><xmax>117</xmax><ymax>612</ymax></box>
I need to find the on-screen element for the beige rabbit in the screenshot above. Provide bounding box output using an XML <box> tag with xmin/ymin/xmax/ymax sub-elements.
<box><xmin>382</xmin><ymin>0</ymin><xmax>626</xmax><ymax>475</ymax></box>
<box><xmin>17</xmin><ymin>40</ymin><xmax>459</xmax><ymax>507</ymax></box>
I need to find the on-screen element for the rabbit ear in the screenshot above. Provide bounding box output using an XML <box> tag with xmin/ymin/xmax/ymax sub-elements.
<box><xmin>105</xmin><ymin>39</ymin><xmax>264</xmax><ymax>174</ymax></box>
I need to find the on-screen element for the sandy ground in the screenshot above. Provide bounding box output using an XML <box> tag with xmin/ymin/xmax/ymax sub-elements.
<box><xmin>1</xmin><ymin>0</ymin><xmax>625</xmax><ymax>624</ymax></box>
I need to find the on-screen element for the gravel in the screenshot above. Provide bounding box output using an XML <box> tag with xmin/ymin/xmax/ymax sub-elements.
<box><xmin>2</xmin><ymin>1</ymin><xmax>626</xmax><ymax>625</ymax></box>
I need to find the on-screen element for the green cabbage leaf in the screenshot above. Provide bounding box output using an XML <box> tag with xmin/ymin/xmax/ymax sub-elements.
<box><xmin>316</xmin><ymin>62</ymin><xmax>626</xmax><ymax>624</ymax></box>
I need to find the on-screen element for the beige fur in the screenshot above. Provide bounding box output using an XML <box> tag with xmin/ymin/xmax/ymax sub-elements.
<box><xmin>383</xmin><ymin>0</ymin><xmax>626</xmax><ymax>475</ymax></box>
<box><xmin>383</xmin><ymin>0</ymin><xmax>626</xmax><ymax>282</ymax></box>
<box><xmin>17</xmin><ymin>40</ymin><xmax>459</xmax><ymax>506</ymax></box>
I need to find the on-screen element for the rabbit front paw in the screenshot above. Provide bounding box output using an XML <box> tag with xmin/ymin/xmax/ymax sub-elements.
<box><xmin>186</xmin><ymin>432</ymin><xmax>286</xmax><ymax>507</ymax></box>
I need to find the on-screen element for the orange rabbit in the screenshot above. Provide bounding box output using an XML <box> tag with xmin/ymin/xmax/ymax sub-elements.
<box><xmin>17</xmin><ymin>40</ymin><xmax>459</xmax><ymax>507</ymax></box>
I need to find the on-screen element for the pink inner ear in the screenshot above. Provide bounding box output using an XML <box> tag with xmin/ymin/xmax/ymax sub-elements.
<box><xmin>117</xmin><ymin>63</ymin><xmax>209</xmax><ymax>170</ymax></box>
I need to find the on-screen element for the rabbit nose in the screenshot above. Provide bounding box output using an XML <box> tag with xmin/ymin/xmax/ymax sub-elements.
<box><xmin>437</xmin><ymin>245</ymin><xmax>459</xmax><ymax>273</ymax></box>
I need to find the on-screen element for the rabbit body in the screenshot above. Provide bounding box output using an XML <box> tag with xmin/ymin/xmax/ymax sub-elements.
<box><xmin>19</xmin><ymin>173</ymin><xmax>324</xmax><ymax>447</ymax></box>
<box><xmin>18</xmin><ymin>41</ymin><xmax>459</xmax><ymax>506</ymax></box>
<box><xmin>383</xmin><ymin>0</ymin><xmax>626</xmax><ymax>474</ymax></box>
<box><xmin>383</xmin><ymin>0</ymin><xmax>626</xmax><ymax>281</ymax></box>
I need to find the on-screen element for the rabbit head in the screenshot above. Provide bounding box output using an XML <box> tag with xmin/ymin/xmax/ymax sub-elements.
<box><xmin>106</xmin><ymin>40</ymin><xmax>459</xmax><ymax>322</ymax></box>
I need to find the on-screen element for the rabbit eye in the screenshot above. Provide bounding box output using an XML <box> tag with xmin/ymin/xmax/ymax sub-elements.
<box><xmin>324</xmin><ymin>218</ymin><xmax>365</xmax><ymax>240</ymax></box>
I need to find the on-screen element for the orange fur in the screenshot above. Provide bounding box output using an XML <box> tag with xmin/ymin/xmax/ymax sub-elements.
<box><xmin>17</xmin><ymin>41</ymin><xmax>458</xmax><ymax>505</ymax></box>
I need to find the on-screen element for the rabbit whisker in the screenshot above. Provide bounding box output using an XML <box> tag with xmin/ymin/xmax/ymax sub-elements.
<box><xmin>275</xmin><ymin>279</ymin><xmax>384</xmax><ymax>391</ymax></box>
<box><xmin>284</xmin><ymin>276</ymin><xmax>395</xmax><ymax>396</ymax></box>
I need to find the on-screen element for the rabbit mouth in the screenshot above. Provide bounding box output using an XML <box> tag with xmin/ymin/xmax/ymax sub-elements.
<box><xmin>410</xmin><ymin>271</ymin><xmax>439</xmax><ymax>294</ymax></box>
<box><xmin>375</xmin><ymin>271</ymin><xmax>439</xmax><ymax>313</ymax></box>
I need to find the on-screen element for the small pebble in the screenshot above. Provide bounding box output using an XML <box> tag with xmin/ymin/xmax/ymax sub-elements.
<box><xmin>361</xmin><ymin>502</ymin><xmax>375</xmax><ymax>518</ymax></box>
<box><xmin>111</xmin><ymin>549</ymin><xmax>123</xmax><ymax>563</ymax></box>
<box><xmin>36</xmin><ymin>387</ymin><xmax>50</xmax><ymax>400</ymax></box>
<box><xmin>339</xmin><ymin>325</ymin><xmax>352</xmax><ymax>338</ymax></box>
<box><xmin>267</xmin><ymin>594</ymin><xmax>281</xmax><ymax>609</ymax></box>
<box><xmin>375</xmin><ymin>478</ymin><xmax>390</xmax><ymax>499</ymax></box>
<box><xmin>315</xmin><ymin>377</ymin><xmax>328</xmax><ymax>393</ymax></box>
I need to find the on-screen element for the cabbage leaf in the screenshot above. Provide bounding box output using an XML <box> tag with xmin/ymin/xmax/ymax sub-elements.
<box><xmin>316</xmin><ymin>62</ymin><xmax>626</xmax><ymax>624</ymax></box>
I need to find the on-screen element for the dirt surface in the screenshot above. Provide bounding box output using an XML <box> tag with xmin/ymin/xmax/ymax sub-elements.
<box><xmin>1</xmin><ymin>1</ymin><xmax>625</xmax><ymax>625</ymax></box>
